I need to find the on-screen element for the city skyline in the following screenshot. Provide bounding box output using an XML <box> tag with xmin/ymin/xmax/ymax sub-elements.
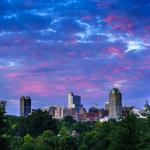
<box><xmin>0</xmin><ymin>0</ymin><xmax>150</xmax><ymax>115</ymax></box>
<box><xmin>6</xmin><ymin>88</ymin><xmax>149</xmax><ymax>116</ymax></box>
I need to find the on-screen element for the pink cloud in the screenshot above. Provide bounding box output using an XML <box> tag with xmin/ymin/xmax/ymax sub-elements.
<box><xmin>112</xmin><ymin>22</ymin><xmax>133</xmax><ymax>32</ymax></box>
<box><xmin>103</xmin><ymin>15</ymin><xmax>118</xmax><ymax>23</ymax></box>
<box><xmin>6</xmin><ymin>72</ymin><xmax>19</xmax><ymax>79</ymax></box>
<box><xmin>107</xmin><ymin>47</ymin><xmax>124</xmax><ymax>57</ymax></box>
<box><xmin>112</xmin><ymin>66</ymin><xmax>130</xmax><ymax>73</ymax></box>
<box><xmin>9</xmin><ymin>77</ymin><xmax>68</xmax><ymax>97</ymax></box>
<box><xmin>103</xmin><ymin>15</ymin><xmax>134</xmax><ymax>33</ymax></box>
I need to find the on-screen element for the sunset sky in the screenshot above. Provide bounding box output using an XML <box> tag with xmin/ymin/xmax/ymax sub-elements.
<box><xmin>0</xmin><ymin>0</ymin><xmax>150</xmax><ymax>115</ymax></box>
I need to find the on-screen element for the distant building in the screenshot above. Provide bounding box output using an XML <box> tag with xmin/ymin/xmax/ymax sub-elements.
<box><xmin>68</xmin><ymin>92</ymin><xmax>83</xmax><ymax>112</ymax></box>
<box><xmin>99</xmin><ymin>108</ymin><xmax>109</xmax><ymax>118</ymax></box>
<box><xmin>20</xmin><ymin>96</ymin><xmax>31</xmax><ymax>116</ymax></box>
<box><xmin>108</xmin><ymin>88</ymin><xmax>122</xmax><ymax>119</ymax></box>
<box><xmin>54</xmin><ymin>106</ymin><xmax>64</xmax><ymax>119</ymax></box>
<box><xmin>77</xmin><ymin>107</ymin><xmax>87</xmax><ymax>121</ymax></box>
<box><xmin>48</xmin><ymin>106</ymin><xmax>56</xmax><ymax>117</ymax></box>
<box><xmin>65</xmin><ymin>108</ymin><xmax>77</xmax><ymax>120</ymax></box>
<box><xmin>45</xmin><ymin>106</ymin><xmax>64</xmax><ymax>119</ymax></box>
<box><xmin>105</xmin><ymin>101</ymin><xmax>109</xmax><ymax>111</ymax></box>
<box><xmin>86</xmin><ymin>107</ymin><xmax>108</xmax><ymax>122</ymax></box>
<box><xmin>86</xmin><ymin>111</ymin><xmax>98</xmax><ymax>122</ymax></box>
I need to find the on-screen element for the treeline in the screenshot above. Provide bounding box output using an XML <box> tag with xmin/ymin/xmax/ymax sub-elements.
<box><xmin>0</xmin><ymin>103</ymin><xmax>150</xmax><ymax>150</ymax></box>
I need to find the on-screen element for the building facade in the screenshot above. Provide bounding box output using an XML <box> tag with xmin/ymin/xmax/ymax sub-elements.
<box><xmin>45</xmin><ymin>106</ymin><xmax>64</xmax><ymax>119</ymax></box>
<box><xmin>105</xmin><ymin>101</ymin><xmax>109</xmax><ymax>111</ymax></box>
<box><xmin>108</xmin><ymin>88</ymin><xmax>122</xmax><ymax>119</ymax></box>
<box><xmin>20</xmin><ymin>96</ymin><xmax>31</xmax><ymax>116</ymax></box>
<box><xmin>54</xmin><ymin>106</ymin><xmax>64</xmax><ymax>119</ymax></box>
<box><xmin>68</xmin><ymin>92</ymin><xmax>83</xmax><ymax>112</ymax></box>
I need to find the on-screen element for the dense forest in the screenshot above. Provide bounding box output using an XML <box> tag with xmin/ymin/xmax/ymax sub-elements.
<box><xmin>0</xmin><ymin>102</ymin><xmax>150</xmax><ymax>150</ymax></box>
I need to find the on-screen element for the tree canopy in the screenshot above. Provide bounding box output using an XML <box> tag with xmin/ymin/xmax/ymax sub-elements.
<box><xmin>2</xmin><ymin>103</ymin><xmax>150</xmax><ymax>150</ymax></box>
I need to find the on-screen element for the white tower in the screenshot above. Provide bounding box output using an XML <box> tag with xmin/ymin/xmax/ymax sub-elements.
<box><xmin>68</xmin><ymin>92</ymin><xmax>75</xmax><ymax>109</ymax></box>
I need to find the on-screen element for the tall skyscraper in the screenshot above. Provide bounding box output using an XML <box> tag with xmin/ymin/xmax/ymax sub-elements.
<box><xmin>108</xmin><ymin>88</ymin><xmax>122</xmax><ymax>119</ymax></box>
<box><xmin>20</xmin><ymin>96</ymin><xmax>31</xmax><ymax>116</ymax></box>
<box><xmin>68</xmin><ymin>92</ymin><xmax>83</xmax><ymax>112</ymax></box>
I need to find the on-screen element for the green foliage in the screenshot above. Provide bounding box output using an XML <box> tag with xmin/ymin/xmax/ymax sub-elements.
<box><xmin>1</xmin><ymin>106</ymin><xmax>150</xmax><ymax>150</ymax></box>
<box><xmin>36</xmin><ymin>130</ymin><xmax>56</xmax><ymax>150</ymax></box>
<box><xmin>8</xmin><ymin>109</ymin><xmax>59</xmax><ymax>137</ymax></box>
<box><xmin>59</xmin><ymin>127</ymin><xmax>70</xmax><ymax>137</ymax></box>
<box><xmin>108</xmin><ymin>114</ymin><xmax>141</xmax><ymax>150</ymax></box>
<box><xmin>63</xmin><ymin>115</ymin><xmax>76</xmax><ymax>124</ymax></box>
<box><xmin>20</xmin><ymin>141</ymin><xmax>34</xmax><ymax>150</ymax></box>
<box><xmin>23</xmin><ymin>134</ymin><xmax>33</xmax><ymax>143</ymax></box>
<box><xmin>0</xmin><ymin>101</ymin><xmax>6</xmax><ymax>131</ymax></box>
<box><xmin>79</xmin><ymin>130</ymin><xmax>99</xmax><ymax>150</ymax></box>
<box><xmin>0</xmin><ymin>101</ymin><xmax>9</xmax><ymax>150</ymax></box>
<box><xmin>73</xmin><ymin>121</ymin><xmax>93</xmax><ymax>134</ymax></box>
<box><xmin>18</xmin><ymin>134</ymin><xmax>34</xmax><ymax>150</ymax></box>
<box><xmin>9</xmin><ymin>136</ymin><xmax>23</xmax><ymax>150</ymax></box>
<box><xmin>26</xmin><ymin>109</ymin><xmax>58</xmax><ymax>137</ymax></box>
<box><xmin>57</xmin><ymin>134</ymin><xmax>78</xmax><ymax>150</ymax></box>
<box><xmin>40</xmin><ymin>130</ymin><xmax>54</xmax><ymax>139</ymax></box>
<box><xmin>79</xmin><ymin>121</ymin><xmax>114</xmax><ymax>150</ymax></box>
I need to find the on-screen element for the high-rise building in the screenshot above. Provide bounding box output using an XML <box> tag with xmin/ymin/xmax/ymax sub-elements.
<box><xmin>68</xmin><ymin>92</ymin><xmax>83</xmax><ymax>112</ymax></box>
<box><xmin>20</xmin><ymin>96</ymin><xmax>31</xmax><ymax>116</ymax></box>
<box><xmin>105</xmin><ymin>101</ymin><xmax>109</xmax><ymax>111</ymax></box>
<box><xmin>108</xmin><ymin>88</ymin><xmax>122</xmax><ymax>119</ymax></box>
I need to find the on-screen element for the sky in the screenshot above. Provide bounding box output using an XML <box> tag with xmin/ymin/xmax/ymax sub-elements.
<box><xmin>0</xmin><ymin>0</ymin><xmax>150</xmax><ymax>115</ymax></box>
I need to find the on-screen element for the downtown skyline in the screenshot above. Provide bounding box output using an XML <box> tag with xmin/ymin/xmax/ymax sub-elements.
<box><xmin>0</xmin><ymin>0</ymin><xmax>150</xmax><ymax>115</ymax></box>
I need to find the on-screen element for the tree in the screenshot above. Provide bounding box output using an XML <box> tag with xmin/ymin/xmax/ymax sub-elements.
<box><xmin>6</xmin><ymin>115</ymin><xmax>27</xmax><ymax>137</ymax></box>
<box><xmin>140</xmin><ymin>101</ymin><xmax>150</xmax><ymax>118</ymax></box>
<box><xmin>0</xmin><ymin>100</ymin><xmax>9</xmax><ymax>150</ymax></box>
<box><xmin>20</xmin><ymin>134</ymin><xmax>34</xmax><ymax>150</ymax></box>
<box><xmin>108</xmin><ymin>114</ymin><xmax>140</xmax><ymax>150</ymax></box>
<box><xmin>79</xmin><ymin>121</ymin><xmax>114</xmax><ymax>150</ymax></box>
<box><xmin>24</xmin><ymin>109</ymin><xmax>58</xmax><ymax>137</ymax></box>
<box><xmin>63</xmin><ymin>115</ymin><xmax>76</xmax><ymax>124</ymax></box>
<box><xmin>9</xmin><ymin>136</ymin><xmax>23</xmax><ymax>150</ymax></box>
<box><xmin>79</xmin><ymin>130</ymin><xmax>99</xmax><ymax>150</ymax></box>
<box><xmin>123</xmin><ymin>106</ymin><xmax>133</xmax><ymax>118</ymax></box>
<box><xmin>0</xmin><ymin>101</ymin><xmax>6</xmax><ymax>130</ymax></box>
<box><xmin>138</xmin><ymin>104</ymin><xmax>150</xmax><ymax>150</ymax></box>
<box><xmin>57</xmin><ymin>126</ymin><xmax>78</xmax><ymax>150</ymax></box>
<box><xmin>35</xmin><ymin>130</ymin><xmax>56</xmax><ymax>150</ymax></box>
<box><xmin>73</xmin><ymin>122</ymin><xmax>93</xmax><ymax>134</ymax></box>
